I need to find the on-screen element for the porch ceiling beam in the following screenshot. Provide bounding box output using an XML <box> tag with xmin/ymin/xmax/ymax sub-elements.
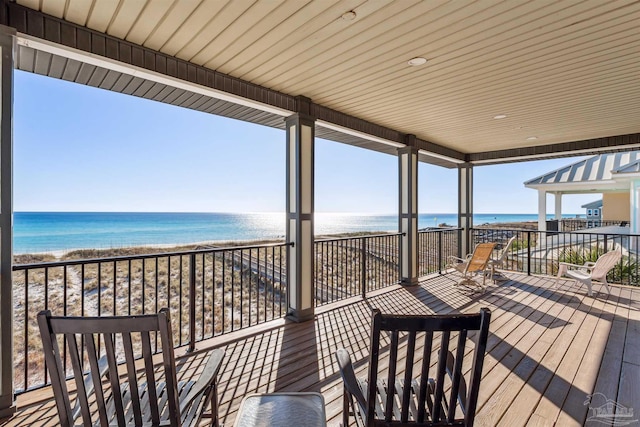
<box><xmin>468</xmin><ymin>133</ymin><xmax>640</xmax><ymax>165</ymax></box>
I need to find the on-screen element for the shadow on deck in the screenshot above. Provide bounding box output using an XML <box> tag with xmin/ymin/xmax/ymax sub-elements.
<box><xmin>3</xmin><ymin>272</ymin><xmax>639</xmax><ymax>426</ymax></box>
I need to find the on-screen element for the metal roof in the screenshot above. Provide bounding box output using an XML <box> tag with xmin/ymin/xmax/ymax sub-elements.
<box><xmin>612</xmin><ymin>159</ymin><xmax>640</xmax><ymax>175</ymax></box>
<box><xmin>5</xmin><ymin>0</ymin><xmax>640</xmax><ymax>166</ymax></box>
<box><xmin>581</xmin><ymin>200</ymin><xmax>603</xmax><ymax>209</ymax></box>
<box><xmin>524</xmin><ymin>151</ymin><xmax>640</xmax><ymax>188</ymax></box>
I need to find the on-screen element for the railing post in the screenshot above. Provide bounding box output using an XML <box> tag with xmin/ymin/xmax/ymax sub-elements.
<box><xmin>188</xmin><ymin>253</ymin><xmax>196</xmax><ymax>353</ymax></box>
<box><xmin>527</xmin><ymin>231</ymin><xmax>532</xmax><ymax>276</ymax></box>
<box><xmin>361</xmin><ymin>237</ymin><xmax>367</xmax><ymax>298</ymax></box>
<box><xmin>603</xmin><ymin>234</ymin><xmax>608</xmax><ymax>252</ymax></box>
<box><xmin>438</xmin><ymin>231</ymin><xmax>443</xmax><ymax>274</ymax></box>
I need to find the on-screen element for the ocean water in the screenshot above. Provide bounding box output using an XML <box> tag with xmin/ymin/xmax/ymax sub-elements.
<box><xmin>13</xmin><ymin>212</ymin><xmax>582</xmax><ymax>254</ymax></box>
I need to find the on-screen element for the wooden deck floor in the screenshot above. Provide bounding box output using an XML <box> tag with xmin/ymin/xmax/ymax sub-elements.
<box><xmin>4</xmin><ymin>272</ymin><xmax>639</xmax><ymax>426</ymax></box>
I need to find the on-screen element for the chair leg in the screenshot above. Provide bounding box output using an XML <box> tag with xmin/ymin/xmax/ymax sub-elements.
<box><xmin>211</xmin><ymin>383</ymin><xmax>219</xmax><ymax>427</ymax></box>
<box><xmin>342</xmin><ymin>387</ymin><xmax>350</xmax><ymax>427</ymax></box>
<box><xmin>584</xmin><ymin>279</ymin><xmax>593</xmax><ymax>297</ymax></box>
<box><xmin>602</xmin><ymin>280</ymin><xmax>612</xmax><ymax>294</ymax></box>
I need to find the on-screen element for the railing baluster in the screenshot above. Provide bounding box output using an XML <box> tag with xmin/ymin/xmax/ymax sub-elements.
<box><xmin>360</xmin><ymin>237</ymin><xmax>366</xmax><ymax>298</ymax></box>
<box><xmin>527</xmin><ymin>231</ymin><xmax>532</xmax><ymax>276</ymax></box>
<box><xmin>98</xmin><ymin>263</ymin><xmax>102</xmax><ymax>315</ymax></box>
<box><xmin>140</xmin><ymin>259</ymin><xmax>144</xmax><ymax>315</ymax></box>
<box><xmin>23</xmin><ymin>269</ymin><xmax>29</xmax><ymax>392</ymax></box>
<box><xmin>248</xmin><ymin>248</ymin><xmax>253</xmax><ymax>326</ymax></box>
<box><xmin>179</xmin><ymin>255</ymin><xmax>183</xmax><ymax>345</ymax></box>
<box><xmin>438</xmin><ymin>230</ymin><xmax>443</xmax><ymax>274</ymax></box>
<box><xmin>127</xmin><ymin>259</ymin><xmax>132</xmax><ymax>315</ymax></box>
<box><xmin>112</xmin><ymin>261</ymin><xmax>117</xmax><ymax>316</ymax></box>
<box><xmin>188</xmin><ymin>253</ymin><xmax>196</xmax><ymax>353</ymax></box>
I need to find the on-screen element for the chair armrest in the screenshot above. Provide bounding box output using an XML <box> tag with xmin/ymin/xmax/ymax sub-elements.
<box><xmin>334</xmin><ymin>349</ymin><xmax>366</xmax><ymax>412</ymax></box>
<box><xmin>558</xmin><ymin>261</ymin><xmax>588</xmax><ymax>270</ymax></box>
<box><xmin>448</xmin><ymin>254</ymin><xmax>471</xmax><ymax>265</ymax></box>
<box><xmin>179</xmin><ymin>348</ymin><xmax>225</xmax><ymax>415</ymax></box>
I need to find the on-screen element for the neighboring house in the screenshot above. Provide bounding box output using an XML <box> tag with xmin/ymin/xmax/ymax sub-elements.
<box><xmin>581</xmin><ymin>200</ymin><xmax>603</xmax><ymax>227</ymax></box>
<box><xmin>524</xmin><ymin>151</ymin><xmax>640</xmax><ymax>233</ymax></box>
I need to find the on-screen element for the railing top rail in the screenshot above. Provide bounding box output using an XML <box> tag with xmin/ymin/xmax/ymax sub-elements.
<box><xmin>13</xmin><ymin>241</ymin><xmax>293</xmax><ymax>270</ymax></box>
<box><xmin>418</xmin><ymin>227</ymin><xmax>462</xmax><ymax>233</ymax></box>
<box><xmin>472</xmin><ymin>228</ymin><xmax>640</xmax><ymax>237</ymax></box>
<box><xmin>470</xmin><ymin>226</ymin><xmax>535</xmax><ymax>231</ymax></box>
<box><xmin>314</xmin><ymin>232</ymin><xmax>404</xmax><ymax>243</ymax></box>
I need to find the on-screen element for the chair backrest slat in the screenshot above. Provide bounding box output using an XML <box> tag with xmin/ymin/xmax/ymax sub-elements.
<box><xmin>447</xmin><ymin>330</ymin><xmax>467</xmax><ymax>421</ymax></box>
<box><xmin>365</xmin><ymin>308</ymin><xmax>491</xmax><ymax>426</ymax></box>
<box><xmin>385</xmin><ymin>330</ymin><xmax>399</xmax><ymax>421</ymax></box>
<box><xmin>104</xmin><ymin>331</ymin><xmax>127</xmax><ymax>426</ymax></box>
<box><xmin>366</xmin><ymin>312</ymin><xmax>383</xmax><ymax>424</ymax></box>
<box><xmin>158</xmin><ymin>309</ymin><xmax>181</xmax><ymax>423</ymax></box>
<box><xmin>141</xmin><ymin>331</ymin><xmax>161</xmax><ymax>424</ymax></box>
<box><xmin>432</xmin><ymin>330</ymin><xmax>450</xmax><ymax>422</ymax></box>
<box><xmin>465</xmin><ymin>309</ymin><xmax>491</xmax><ymax>426</ymax></box>
<box><xmin>122</xmin><ymin>332</ymin><xmax>144</xmax><ymax>426</ymax></box>
<box><xmin>38</xmin><ymin>309</ymin><xmax>182</xmax><ymax>427</ymax></box>
<box><xmin>417</xmin><ymin>331</ymin><xmax>433</xmax><ymax>423</ymax></box>
<box><xmin>83</xmin><ymin>333</ymin><xmax>110</xmax><ymax>426</ymax></box>
<box><xmin>401</xmin><ymin>331</ymin><xmax>417</xmax><ymax>423</ymax></box>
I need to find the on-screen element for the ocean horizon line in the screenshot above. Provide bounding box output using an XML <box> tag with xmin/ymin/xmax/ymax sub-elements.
<box><xmin>14</xmin><ymin>210</ymin><xmax>583</xmax><ymax>215</ymax></box>
<box><xmin>13</xmin><ymin>211</ymin><xmax>585</xmax><ymax>254</ymax></box>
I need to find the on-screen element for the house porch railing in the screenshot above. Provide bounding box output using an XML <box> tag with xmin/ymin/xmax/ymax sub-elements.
<box><xmin>10</xmin><ymin>227</ymin><xmax>639</xmax><ymax>394</ymax></box>
<box><xmin>471</xmin><ymin>227</ymin><xmax>640</xmax><ymax>285</ymax></box>
<box><xmin>12</xmin><ymin>242</ymin><xmax>290</xmax><ymax>394</ymax></box>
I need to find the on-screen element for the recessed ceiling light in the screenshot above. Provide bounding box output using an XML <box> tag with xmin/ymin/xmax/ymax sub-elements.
<box><xmin>526</xmin><ymin>136</ymin><xmax>538</xmax><ymax>141</ymax></box>
<box><xmin>341</xmin><ymin>11</ymin><xmax>356</xmax><ymax>20</ymax></box>
<box><xmin>408</xmin><ymin>57</ymin><xmax>428</xmax><ymax>66</ymax></box>
<box><xmin>493</xmin><ymin>114</ymin><xmax>508</xmax><ymax>119</ymax></box>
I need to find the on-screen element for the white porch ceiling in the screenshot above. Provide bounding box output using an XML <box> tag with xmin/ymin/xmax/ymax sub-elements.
<box><xmin>13</xmin><ymin>0</ymin><xmax>640</xmax><ymax>158</ymax></box>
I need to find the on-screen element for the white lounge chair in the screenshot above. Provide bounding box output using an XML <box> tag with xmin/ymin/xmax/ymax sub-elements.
<box><xmin>488</xmin><ymin>236</ymin><xmax>517</xmax><ymax>281</ymax></box>
<box><xmin>556</xmin><ymin>249</ymin><xmax>622</xmax><ymax>296</ymax></box>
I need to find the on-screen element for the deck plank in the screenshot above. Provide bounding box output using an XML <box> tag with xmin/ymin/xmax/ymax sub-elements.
<box><xmin>479</xmin><ymin>281</ymin><xmax>598</xmax><ymax>426</ymax></box>
<box><xmin>1</xmin><ymin>272</ymin><xmax>637</xmax><ymax>427</ymax></box>
<box><xmin>615</xmin><ymin>286</ymin><xmax>640</xmax><ymax>426</ymax></box>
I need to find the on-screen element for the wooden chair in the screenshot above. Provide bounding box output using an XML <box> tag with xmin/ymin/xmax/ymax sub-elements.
<box><xmin>556</xmin><ymin>249</ymin><xmax>622</xmax><ymax>296</ymax></box>
<box><xmin>335</xmin><ymin>308</ymin><xmax>491</xmax><ymax>427</ymax></box>
<box><xmin>448</xmin><ymin>243</ymin><xmax>496</xmax><ymax>291</ymax></box>
<box><xmin>38</xmin><ymin>308</ymin><xmax>225</xmax><ymax>427</ymax></box>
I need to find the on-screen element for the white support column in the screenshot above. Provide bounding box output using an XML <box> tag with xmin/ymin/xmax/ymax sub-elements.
<box><xmin>285</xmin><ymin>97</ymin><xmax>315</xmax><ymax>322</ymax></box>
<box><xmin>631</xmin><ymin>180</ymin><xmax>639</xmax><ymax>234</ymax></box>
<box><xmin>554</xmin><ymin>193</ymin><xmax>562</xmax><ymax>219</ymax></box>
<box><xmin>398</xmin><ymin>138</ymin><xmax>418</xmax><ymax>285</ymax></box>
<box><xmin>538</xmin><ymin>190</ymin><xmax>547</xmax><ymax>231</ymax></box>
<box><xmin>0</xmin><ymin>25</ymin><xmax>15</xmax><ymax>417</ymax></box>
<box><xmin>554</xmin><ymin>193</ymin><xmax>562</xmax><ymax>231</ymax></box>
<box><xmin>458</xmin><ymin>163</ymin><xmax>473</xmax><ymax>257</ymax></box>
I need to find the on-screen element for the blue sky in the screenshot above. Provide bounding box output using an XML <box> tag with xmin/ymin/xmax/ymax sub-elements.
<box><xmin>15</xmin><ymin>71</ymin><xmax>594</xmax><ymax>214</ymax></box>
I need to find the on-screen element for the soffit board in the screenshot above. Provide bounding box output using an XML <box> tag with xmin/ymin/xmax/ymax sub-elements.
<box><xmin>8</xmin><ymin>0</ymin><xmax>640</xmax><ymax>164</ymax></box>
